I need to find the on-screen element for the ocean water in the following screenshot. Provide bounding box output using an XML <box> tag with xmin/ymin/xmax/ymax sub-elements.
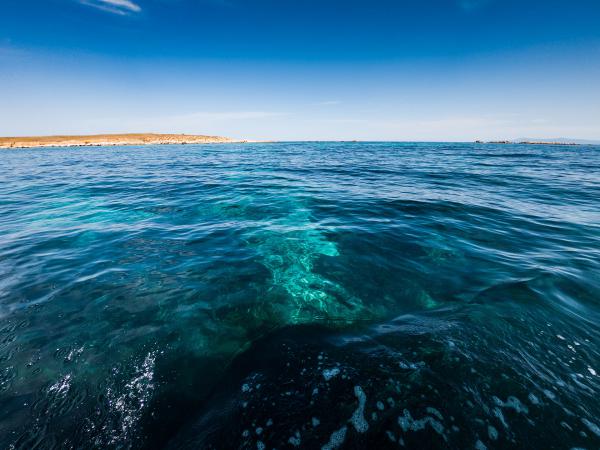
<box><xmin>0</xmin><ymin>142</ymin><xmax>599</xmax><ymax>449</ymax></box>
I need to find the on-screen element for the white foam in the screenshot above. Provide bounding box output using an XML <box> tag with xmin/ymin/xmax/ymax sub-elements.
<box><xmin>543</xmin><ymin>389</ymin><xmax>556</xmax><ymax>400</ymax></box>
<box><xmin>397</xmin><ymin>409</ymin><xmax>445</xmax><ymax>437</ymax></box>
<box><xmin>288</xmin><ymin>431</ymin><xmax>301</xmax><ymax>447</ymax></box>
<box><xmin>581</xmin><ymin>418</ymin><xmax>600</xmax><ymax>437</ymax></box>
<box><xmin>48</xmin><ymin>374</ymin><xmax>72</xmax><ymax>397</ymax></box>
<box><xmin>350</xmin><ymin>386</ymin><xmax>369</xmax><ymax>433</ymax></box>
<box><xmin>493</xmin><ymin>407</ymin><xmax>509</xmax><ymax>429</ymax></box>
<box><xmin>104</xmin><ymin>351</ymin><xmax>156</xmax><ymax>445</ymax></box>
<box><xmin>475</xmin><ymin>439</ymin><xmax>487</xmax><ymax>450</ymax></box>
<box><xmin>426</xmin><ymin>407</ymin><xmax>444</xmax><ymax>421</ymax></box>
<box><xmin>528</xmin><ymin>393</ymin><xmax>540</xmax><ymax>405</ymax></box>
<box><xmin>321</xmin><ymin>425</ymin><xmax>347</xmax><ymax>450</ymax></box>
<box><xmin>323</xmin><ymin>368</ymin><xmax>340</xmax><ymax>381</ymax></box>
<box><xmin>494</xmin><ymin>396</ymin><xmax>528</xmax><ymax>414</ymax></box>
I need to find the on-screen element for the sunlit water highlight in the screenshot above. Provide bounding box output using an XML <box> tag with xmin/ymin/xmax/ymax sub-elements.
<box><xmin>1</xmin><ymin>142</ymin><xmax>599</xmax><ymax>449</ymax></box>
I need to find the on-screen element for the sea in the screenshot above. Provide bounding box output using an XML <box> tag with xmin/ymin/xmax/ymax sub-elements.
<box><xmin>1</xmin><ymin>142</ymin><xmax>599</xmax><ymax>449</ymax></box>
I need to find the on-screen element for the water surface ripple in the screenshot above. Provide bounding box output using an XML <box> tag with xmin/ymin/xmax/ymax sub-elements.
<box><xmin>1</xmin><ymin>142</ymin><xmax>599</xmax><ymax>449</ymax></box>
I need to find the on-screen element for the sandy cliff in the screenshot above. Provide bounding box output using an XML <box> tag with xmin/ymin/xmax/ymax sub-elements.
<box><xmin>0</xmin><ymin>133</ymin><xmax>243</xmax><ymax>149</ymax></box>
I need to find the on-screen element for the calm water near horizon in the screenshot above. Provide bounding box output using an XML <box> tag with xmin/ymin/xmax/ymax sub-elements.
<box><xmin>1</xmin><ymin>142</ymin><xmax>599</xmax><ymax>449</ymax></box>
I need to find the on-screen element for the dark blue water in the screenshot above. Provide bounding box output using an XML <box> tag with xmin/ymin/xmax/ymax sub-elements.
<box><xmin>1</xmin><ymin>142</ymin><xmax>599</xmax><ymax>449</ymax></box>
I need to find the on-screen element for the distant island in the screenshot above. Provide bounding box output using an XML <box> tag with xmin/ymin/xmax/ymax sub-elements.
<box><xmin>475</xmin><ymin>138</ymin><xmax>600</xmax><ymax>146</ymax></box>
<box><xmin>0</xmin><ymin>133</ymin><xmax>245</xmax><ymax>149</ymax></box>
<box><xmin>476</xmin><ymin>140</ymin><xmax>580</xmax><ymax>146</ymax></box>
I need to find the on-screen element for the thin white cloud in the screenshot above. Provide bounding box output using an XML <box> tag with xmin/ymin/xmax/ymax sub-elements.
<box><xmin>314</xmin><ymin>100</ymin><xmax>342</xmax><ymax>106</ymax></box>
<box><xmin>161</xmin><ymin>111</ymin><xmax>287</xmax><ymax>122</ymax></box>
<box><xmin>71</xmin><ymin>110</ymin><xmax>288</xmax><ymax>137</ymax></box>
<box><xmin>80</xmin><ymin>0</ymin><xmax>141</xmax><ymax>15</ymax></box>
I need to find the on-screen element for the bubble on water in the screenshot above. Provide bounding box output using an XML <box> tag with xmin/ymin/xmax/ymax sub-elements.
<box><xmin>312</xmin><ymin>417</ymin><xmax>320</xmax><ymax>427</ymax></box>
<box><xmin>350</xmin><ymin>386</ymin><xmax>369</xmax><ymax>433</ymax></box>
<box><xmin>242</xmin><ymin>383</ymin><xmax>251</xmax><ymax>392</ymax></box>
<box><xmin>242</xmin><ymin>430</ymin><xmax>250</xmax><ymax>438</ymax></box>
<box><xmin>528</xmin><ymin>393</ymin><xmax>540</xmax><ymax>405</ymax></box>
<box><xmin>323</xmin><ymin>368</ymin><xmax>340</xmax><ymax>381</ymax></box>
<box><xmin>256</xmin><ymin>427</ymin><xmax>263</xmax><ymax>435</ymax></box>
<box><xmin>257</xmin><ymin>441</ymin><xmax>265</xmax><ymax>450</ymax></box>
<box><xmin>321</xmin><ymin>425</ymin><xmax>347</xmax><ymax>450</ymax></box>
<box><xmin>475</xmin><ymin>440</ymin><xmax>487</xmax><ymax>450</ymax></box>
<box><xmin>266</xmin><ymin>419</ymin><xmax>273</xmax><ymax>427</ymax></box>
<box><xmin>488</xmin><ymin>425</ymin><xmax>498</xmax><ymax>440</ymax></box>
<box><xmin>376</xmin><ymin>401</ymin><xmax>385</xmax><ymax>411</ymax></box>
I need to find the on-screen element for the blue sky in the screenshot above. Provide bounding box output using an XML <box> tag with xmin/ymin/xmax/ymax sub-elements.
<box><xmin>1</xmin><ymin>0</ymin><xmax>599</xmax><ymax>141</ymax></box>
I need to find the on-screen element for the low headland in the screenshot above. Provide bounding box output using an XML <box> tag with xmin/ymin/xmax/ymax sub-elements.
<box><xmin>475</xmin><ymin>138</ymin><xmax>600</xmax><ymax>146</ymax></box>
<box><xmin>0</xmin><ymin>133</ymin><xmax>246</xmax><ymax>149</ymax></box>
<box><xmin>476</xmin><ymin>140</ymin><xmax>580</xmax><ymax>146</ymax></box>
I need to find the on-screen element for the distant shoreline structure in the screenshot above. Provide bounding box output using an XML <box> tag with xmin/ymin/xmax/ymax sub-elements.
<box><xmin>0</xmin><ymin>133</ymin><xmax>248</xmax><ymax>149</ymax></box>
<box><xmin>476</xmin><ymin>140</ymin><xmax>580</xmax><ymax>146</ymax></box>
<box><xmin>475</xmin><ymin>139</ymin><xmax>600</xmax><ymax>146</ymax></box>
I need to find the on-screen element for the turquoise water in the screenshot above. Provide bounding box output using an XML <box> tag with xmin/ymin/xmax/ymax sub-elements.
<box><xmin>1</xmin><ymin>142</ymin><xmax>599</xmax><ymax>449</ymax></box>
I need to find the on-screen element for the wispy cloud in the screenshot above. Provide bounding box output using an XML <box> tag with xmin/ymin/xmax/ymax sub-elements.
<box><xmin>315</xmin><ymin>100</ymin><xmax>342</xmax><ymax>106</ymax></box>
<box><xmin>170</xmin><ymin>111</ymin><xmax>287</xmax><ymax>121</ymax></box>
<box><xmin>80</xmin><ymin>0</ymin><xmax>142</xmax><ymax>15</ymax></box>
<box><xmin>76</xmin><ymin>110</ymin><xmax>288</xmax><ymax>136</ymax></box>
